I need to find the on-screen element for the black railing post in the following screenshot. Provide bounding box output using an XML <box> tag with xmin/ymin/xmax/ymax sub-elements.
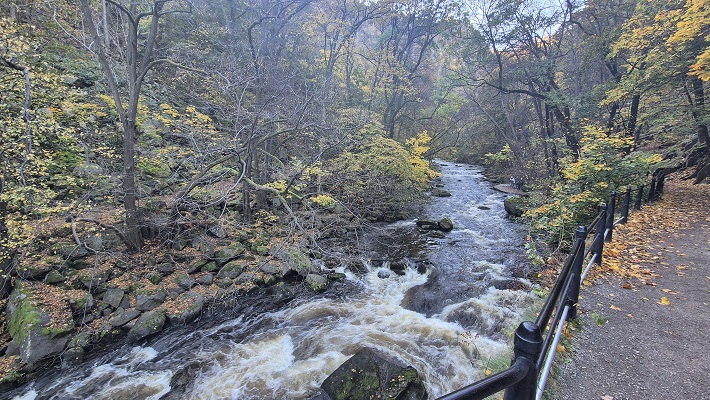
<box><xmin>568</xmin><ymin>226</ymin><xmax>587</xmax><ymax>319</ymax></box>
<box><xmin>656</xmin><ymin>172</ymin><xmax>665</xmax><ymax>199</ymax></box>
<box><xmin>620</xmin><ymin>187</ymin><xmax>631</xmax><ymax>224</ymax></box>
<box><xmin>634</xmin><ymin>184</ymin><xmax>644</xmax><ymax>210</ymax></box>
<box><xmin>648</xmin><ymin>176</ymin><xmax>657</xmax><ymax>202</ymax></box>
<box><xmin>503</xmin><ymin>321</ymin><xmax>543</xmax><ymax>400</ymax></box>
<box><xmin>592</xmin><ymin>204</ymin><xmax>607</xmax><ymax>265</ymax></box>
<box><xmin>605</xmin><ymin>192</ymin><xmax>617</xmax><ymax>242</ymax></box>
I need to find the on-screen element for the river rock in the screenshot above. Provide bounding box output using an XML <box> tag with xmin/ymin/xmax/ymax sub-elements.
<box><xmin>389</xmin><ymin>261</ymin><xmax>407</xmax><ymax>276</ymax></box>
<box><xmin>174</xmin><ymin>274</ymin><xmax>195</xmax><ymax>290</ymax></box>
<box><xmin>207</xmin><ymin>224</ymin><xmax>227</xmax><ymax>239</ymax></box>
<box><xmin>109</xmin><ymin>307</ymin><xmax>142</xmax><ymax>327</ymax></box>
<box><xmin>437</xmin><ymin>218</ymin><xmax>454</xmax><ymax>232</ymax></box>
<box><xmin>213</xmin><ymin>244</ymin><xmax>245</xmax><ymax>266</ymax></box>
<box><xmin>136</xmin><ymin>290</ymin><xmax>167</xmax><ymax>311</ymax></box>
<box><xmin>196</xmin><ymin>273</ymin><xmax>214</xmax><ymax>285</ymax></box>
<box><xmin>77</xmin><ymin>268</ymin><xmax>113</xmax><ymax>293</ymax></box>
<box><xmin>6</xmin><ymin>281</ymin><xmax>74</xmax><ymax>370</ymax></box>
<box><xmin>216</xmin><ymin>261</ymin><xmax>245</xmax><ymax>279</ymax></box>
<box><xmin>259</xmin><ymin>263</ymin><xmax>282</xmax><ymax>276</ymax></box>
<box><xmin>68</xmin><ymin>292</ymin><xmax>94</xmax><ymax>315</ymax></box>
<box><xmin>347</xmin><ymin>259</ymin><xmax>368</xmax><ymax>274</ymax></box>
<box><xmin>320</xmin><ymin>348</ymin><xmax>427</xmax><ymax>400</ymax></box>
<box><xmin>167</xmin><ymin>291</ymin><xmax>204</xmax><ymax>325</ymax></box>
<box><xmin>305</xmin><ymin>274</ymin><xmax>328</xmax><ymax>292</ymax></box>
<box><xmin>377</xmin><ymin>270</ymin><xmax>391</xmax><ymax>279</ymax></box>
<box><xmin>127</xmin><ymin>309</ymin><xmax>166</xmax><ymax>343</ymax></box>
<box><xmin>503</xmin><ymin>196</ymin><xmax>524</xmax><ymax>217</ymax></box>
<box><xmin>103</xmin><ymin>288</ymin><xmax>125</xmax><ymax>309</ymax></box>
<box><xmin>416</xmin><ymin>219</ymin><xmax>439</xmax><ymax>230</ymax></box>
<box><xmin>431</xmin><ymin>188</ymin><xmax>452</xmax><ymax>197</ymax></box>
<box><xmin>157</xmin><ymin>263</ymin><xmax>175</xmax><ymax>276</ymax></box>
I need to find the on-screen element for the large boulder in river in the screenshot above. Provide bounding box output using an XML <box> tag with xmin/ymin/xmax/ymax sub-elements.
<box><xmin>319</xmin><ymin>348</ymin><xmax>427</xmax><ymax>400</ymax></box>
<box><xmin>6</xmin><ymin>281</ymin><xmax>74</xmax><ymax>370</ymax></box>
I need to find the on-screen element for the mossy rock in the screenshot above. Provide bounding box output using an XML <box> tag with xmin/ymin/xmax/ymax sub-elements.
<box><xmin>437</xmin><ymin>218</ymin><xmax>454</xmax><ymax>232</ymax></box>
<box><xmin>320</xmin><ymin>348</ymin><xmax>427</xmax><ymax>400</ymax></box>
<box><xmin>187</xmin><ymin>259</ymin><xmax>208</xmax><ymax>273</ymax></box>
<box><xmin>215</xmin><ymin>277</ymin><xmax>233</xmax><ymax>289</ymax></box>
<box><xmin>69</xmin><ymin>291</ymin><xmax>95</xmax><ymax>315</ymax></box>
<box><xmin>200</xmin><ymin>261</ymin><xmax>219</xmax><ymax>273</ymax></box>
<box><xmin>44</xmin><ymin>270</ymin><xmax>66</xmax><ymax>284</ymax></box>
<box><xmin>7</xmin><ymin>281</ymin><xmax>74</xmax><ymax>370</ymax></box>
<box><xmin>17</xmin><ymin>256</ymin><xmax>61</xmax><ymax>279</ymax></box>
<box><xmin>136</xmin><ymin>289</ymin><xmax>167</xmax><ymax>311</ymax></box>
<box><xmin>216</xmin><ymin>261</ymin><xmax>245</xmax><ymax>279</ymax></box>
<box><xmin>252</xmin><ymin>245</ymin><xmax>270</xmax><ymax>255</ymax></box>
<box><xmin>305</xmin><ymin>274</ymin><xmax>328</xmax><ymax>292</ymax></box>
<box><xmin>174</xmin><ymin>274</ymin><xmax>195</xmax><ymax>290</ymax></box>
<box><xmin>213</xmin><ymin>244</ymin><xmax>245</xmax><ymax>266</ymax></box>
<box><xmin>146</xmin><ymin>272</ymin><xmax>163</xmax><ymax>285</ymax></box>
<box><xmin>127</xmin><ymin>309</ymin><xmax>166</xmax><ymax>343</ymax></box>
<box><xmin>166</xmin><ymin>291</ymin><xmax>204</xmax><ymax>325</ymax></box>
<box><xmin>77</xmin><ymin>269</ymin><xmax>113</xmax><ymax>292</ymax></box>
<box><xmin>504</xmin><ymin>196</ymin><xmax>525</xmax><ymax>217</ymax></box>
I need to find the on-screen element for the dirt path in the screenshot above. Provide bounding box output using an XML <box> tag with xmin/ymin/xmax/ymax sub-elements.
<box><xmin>555</xmin><ymin>179</ymin><xmax>710</xmax><ymax>400</ymax></box>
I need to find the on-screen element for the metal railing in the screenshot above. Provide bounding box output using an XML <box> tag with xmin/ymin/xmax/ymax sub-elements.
<box><xmin>437</xmin><ymin>172</ymin><xmax>666</xmax><ymax>400</ymax></box>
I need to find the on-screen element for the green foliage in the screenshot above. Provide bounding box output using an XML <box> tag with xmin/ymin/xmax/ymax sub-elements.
<box><xmin>526</xmin><ymin>125</ymin><xmax>662</xmax><ymax>248</ymax></box>
<box><xmin>325</xmin><ymin>128</ymin><xmax>437</xmax><ymax>220</ymax></box>
<box><xmin>484</xmin><ymin>144</ymin><xmax>514</xmax><ymax>165</ymax></box>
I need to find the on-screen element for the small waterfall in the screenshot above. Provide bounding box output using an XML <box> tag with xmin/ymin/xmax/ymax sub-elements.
<box><xmin>11</xmin><ymin>162</ymin><xmax>534</xmax><ymax>399</ymax></box>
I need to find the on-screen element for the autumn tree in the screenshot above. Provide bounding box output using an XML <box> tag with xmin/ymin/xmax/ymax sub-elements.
<box><xmin>78</xmin><ymin>0</ymin><xmax>194</xmax><ymax>251</ymax></box>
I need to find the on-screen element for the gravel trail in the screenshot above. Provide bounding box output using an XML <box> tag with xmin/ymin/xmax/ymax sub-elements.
<box><xmin>555</xmin><ymin>180</ymin><xmax>710</xmax><ymax>400</ymax></box>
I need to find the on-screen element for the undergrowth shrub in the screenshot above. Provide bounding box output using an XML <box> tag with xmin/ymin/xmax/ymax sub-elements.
<box><xmin>525</xmin><ymin>125</ymin><xmax>662</xmax><ymax>251</ymax></box>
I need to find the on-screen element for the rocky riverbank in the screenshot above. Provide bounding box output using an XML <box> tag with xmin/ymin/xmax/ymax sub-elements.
<box><xmin>0</xmin><ymin>210</ymin><xmax>372</xmax><ymax>388</ymax></box>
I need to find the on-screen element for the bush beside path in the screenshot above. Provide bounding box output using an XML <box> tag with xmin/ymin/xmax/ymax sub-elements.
<box><xmin>555</xmin><ymin>178</ymin><xmax>710</xmax><ymax>400</ymax></box>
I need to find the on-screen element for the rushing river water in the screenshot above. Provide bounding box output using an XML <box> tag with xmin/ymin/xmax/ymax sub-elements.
<box><xmin>11</xmin><ymin>162</ymin><xmax>536</xmax><ymax>400</ymax></box>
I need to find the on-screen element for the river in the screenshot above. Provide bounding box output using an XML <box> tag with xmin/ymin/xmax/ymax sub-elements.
<box><xmin>11</xmin><ymin>162</ymin><xmax>536</xmax><ymax>400</ymax></box>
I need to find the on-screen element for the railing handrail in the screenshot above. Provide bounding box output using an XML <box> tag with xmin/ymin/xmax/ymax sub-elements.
<box><xmin>436</xmin><ymin>173</ymin><xmax>666</xmax><ymax>400</ymax></box>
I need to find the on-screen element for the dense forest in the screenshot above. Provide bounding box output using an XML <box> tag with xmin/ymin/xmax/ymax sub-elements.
<box><xmin>0</xmin><ymin>0</ymin><xmax>708</xmax><ymax>383</ymax></box>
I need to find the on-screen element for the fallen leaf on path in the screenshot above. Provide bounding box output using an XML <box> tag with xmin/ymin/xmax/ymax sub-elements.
<box><xmin>610</xmin><ymin>305</ymin><xmax>621</xmax><ymax>311</ymax></box>
<box><xmin>661</xmin><ymin>289</ymin><xmax>678</xmax><ymax>294</ymax></box>
<box><xmin>601</xmin><ymin>395</ymin><xmax>614</xmax><ymax>400</ymax></box>
<box><xmin>643</xmin><ymin>281</ymin><xmax>657</xmax><ymax>286</ymax></box>
<box><xmin>621</xmin><ymin>282</ymin><xmax>633</xmax><ymax>289</ymax></box>
<box><xmin>658</xmin><ymin>297</ymin><xmax>671</xmax><ymax>306</ymax></box>
<box><xmin>676</xmin><ymin>265</ymin><xmax>688</xmax><ymax>271</ymax></box>
<box><xmin>626</xmin><ymin>314</ymin><xmax>634</xmax><ymax>318</ymax></box>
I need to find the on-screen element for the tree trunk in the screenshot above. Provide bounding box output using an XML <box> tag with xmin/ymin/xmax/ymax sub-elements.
<box><xmin>691</xmin><ymin>76</ymin><xmax>710</xmax><ymax>147</ymax></box>
<box><xmin>627</xmin><ymin>94</ymin><xmax>640</xmax><ymax>144</ymax></box>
